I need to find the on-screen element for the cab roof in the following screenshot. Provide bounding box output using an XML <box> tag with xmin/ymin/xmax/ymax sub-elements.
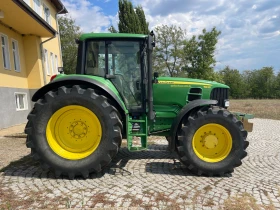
<box><xmin>79</xmin><ymin>33</ymin><xmax>147</xmax><ymax>41</ymax></box>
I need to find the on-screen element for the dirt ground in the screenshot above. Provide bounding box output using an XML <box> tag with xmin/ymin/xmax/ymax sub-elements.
<box><xmin>0</xmin><ymin>124</ymin><xmax>29</xmax><ymax>169</ymax></box>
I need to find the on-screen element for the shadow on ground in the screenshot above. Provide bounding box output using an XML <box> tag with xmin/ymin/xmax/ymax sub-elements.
<box><xmin>0</xmin><ymin>144</ymin><xmax>229</xmax><ymax>180</ymax></box>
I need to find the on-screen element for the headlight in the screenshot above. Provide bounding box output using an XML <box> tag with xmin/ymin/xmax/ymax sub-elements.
<box><xmin>224</xmin><ymin>100</ymin><xmax>230</xmax><ymax>107</ymax></box>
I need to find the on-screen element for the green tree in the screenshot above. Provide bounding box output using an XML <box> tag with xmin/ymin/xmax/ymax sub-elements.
<box><xmin>118</xmin><ymin>0</ymin><xmax>141</xmax><ymax>33</ymax></box>
<box><xmin>58</xmin><ymin>16</ymin><xmax>82</xmax><ymax>74</ymax></box>
<box><xmin>275</xmin><ymin>72</ymin><xmax>280</xmax><ymax>98</ymax></box>
<box><xmin>241</xmin><ymin>67</ymin><xmax>277</xmax><ymax>99</ymax></box>
<box><xmin>220</xmin><ymin>66</ymin><xmax>246</xmax><ymax>98</ymax></box>
<box><xmin>135</xmin><ymin>6</ymin><xmax>149</xmax><ymax>34</ymax></box>
<box><xmin>108</xmin><ymin>25</ymin><xmax>118</xmax><ymax>33</ymax></box>
<box><xmin>182</xmin><ymin>27</ymin><xmax>221</xmax><ymax>81</ymax></box>
<box><xmin>253</xmin><ymin>67</ymin><xmax>276</xmax><ymax>98</ymax></box>
<box><xmin>153</xmin><ymin>25</ymin><xmax>185</xmax><ymax>77</ymax></box>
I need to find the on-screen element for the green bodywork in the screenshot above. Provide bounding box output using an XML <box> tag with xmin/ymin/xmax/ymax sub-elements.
<box><xmin>50</xmin><ymin>33</ymin><xmax>252</xmax><ymax>151</ymax></box>
<box><xmin>54</xmin><ymin>74</ymin><xmax>128</xmax><ymax>114</ymax></box>
<box><xmin>53</xmin><ymin>73</ymin><xmax>231</xmax><ymax>150</ymax></box>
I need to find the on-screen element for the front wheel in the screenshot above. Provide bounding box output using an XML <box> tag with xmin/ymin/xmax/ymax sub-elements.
<box><xmin>25</xmin><ymin>85</ymin><xmax>122</xmax><ymax>179</ymax></box>
<box><xmin>176</xmin><ymin>107</ymin><xmax>248</xmax><ymax>176</ymax></box>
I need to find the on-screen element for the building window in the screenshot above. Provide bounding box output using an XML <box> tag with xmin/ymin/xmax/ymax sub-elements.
<box><xmin>15</xmin><ymin>93</ymin><xmax>28</xmax><ymax>111</ymax></box>
<box><xmin>12</xmin><ymin>40</ymin><xmax>21</xmax><ymax>72</ymax></box>
<box><xmin>44</xmin><ymin>49</ymin><xmax>50</xmax><ymax>75</ymax></box>
<box><xmin>50</xmin><ymin>52</ymin><xmax>55</xmax><ymax>75</ymax></box>
<box><xmin>1</xmin><ymin>34</ymin><xmax>10</xmax><ymax>70</ymax></box>
<box><xmin>54</xmin><ymin>55</ymin><xmax>58</xmax><ymax>74</ymax></box>
<box><xmin>23</xmin><ymin>0</ymin><xmax>30</xmax><ymax>6</ymax></box>
<box><xmin>33</xmin><ymin>0</ymin><xmax>41</xmax><ymax>15</ymax></box>
<box><xmin>43</xmin><ymin>4</ymin><xmax>51</xmax><ymax>24</ymax></box>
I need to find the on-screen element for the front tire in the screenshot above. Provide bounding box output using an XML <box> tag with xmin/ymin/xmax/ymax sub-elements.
<box><xmin>25</xmin><ymin>85</ymin><xmax>122</xmax><ymax>179</ymax></box>
<box><xmin>176</xmin><ymin>107</ymin><xmax>248</xmax><ymax>176</ymax></box>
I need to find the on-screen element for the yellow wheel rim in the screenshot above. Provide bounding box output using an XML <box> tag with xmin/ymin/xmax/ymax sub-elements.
<box><xmin>46</xmin><ymin>105</ymin><xmax>102</xmax><ymax>160</ymax></box>
<box><xmin>192</xmin><ymin>123</ymin><xmax>232</xmax><ymax>163</ymax></box>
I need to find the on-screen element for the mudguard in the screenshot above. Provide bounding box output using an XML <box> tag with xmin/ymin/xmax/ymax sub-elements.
<box><xmin>169</xmin><ymin>99</ymin><xmax>218</xmax><ymax>151</ymax></box>
<box><xmin>32</xmin><ymin>76</ymin><xmax>126</xmax><ymax>114</ymax></box>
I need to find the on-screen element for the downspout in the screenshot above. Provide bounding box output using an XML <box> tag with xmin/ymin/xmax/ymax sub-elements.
<box><xmin>40</xmin><ymin>6</ymin><xmax>65</xmax><ymax>85</ymax></box>
<box><xmin>56</xmin><ymin>6</ymin><xmax>65</xmax><ymax>67</ymax></box>
<box><xmin>40</xmin><ymin>35</ymin><xmax>56</xmax><ymax>85</ymax></box>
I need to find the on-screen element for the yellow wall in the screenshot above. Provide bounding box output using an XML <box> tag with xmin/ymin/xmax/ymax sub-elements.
<box><xmin>23</xmin><ymin>35</ymin><xmax>45</xmax><ymax>89</ymax></box>
<box><xmin>0</xmin><ymin>25</ymin><xmax>28</xmax><ymax>89</ymax></box>
<box><xmin>25</xmin><ymin>0</ymin><xmax>59</xmax><ymax>30</ymax></box>
<box><xmin>0</xmin><ymin>0</ymin><xmax>64</xmax><ymax>88</ymax></box>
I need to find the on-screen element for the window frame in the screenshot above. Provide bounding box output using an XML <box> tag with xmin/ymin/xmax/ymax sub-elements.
<box><xmin>50</xmin><ymin>52</ymin><xmax>55</xmax><ymax>75</ymax></box>
<box><xmin>23</xmin><ymin>0</ymin><xmax>30</xmax><ymax>6</ymax></box>
<box><xmin>44</xmin><ymin>48</ymin><xmax>51</xmax><ymax>75</ymax></box>
<box><xmin>54</xmin><ymin>55</ymin><xmax>58</xmax><ymax>74</ymax></box>
<box><xmin>1</xmin><ymin>33</ymin><xmax>11</xmax><ymax>70</ymax></box>
<box><xmin>33</xmin><ymin>0</ymin><xmax>42</xmax><ymax>16</ymax></box>
<box><xmin>11</xmin><ymin>39</ymin><xmax>21</xmax><ymax>72</ymax></box>
<box><xmin>43</xmin><ymin>3</ymin><xmax>51</xmax><ymax>25</ymax></box>
<box><xmin>14</xmin><ymin>92</ymin><xmax>28</xmax><ymax>111</ymax></box>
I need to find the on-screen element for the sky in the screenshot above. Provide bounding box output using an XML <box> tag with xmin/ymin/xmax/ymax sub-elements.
<box><xmin>61</xmin><ymin>0</ymin><xmax>280</xmax><ymax>72</ymax></box>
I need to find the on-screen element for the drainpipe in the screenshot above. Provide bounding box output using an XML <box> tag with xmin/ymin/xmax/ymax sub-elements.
<box><xmin>40</xmin><ymin>35</ymin><xmax>56</xmax><ymax>85</ymax></box>
<box><xmin>56</xmin><ymin>6</ymin><xmax>65</xmax><ymax>67</ymax></box>
<box><xmin>40</xmin><ymin>6</ymin><xmax>65</xmax><ymax>85</ymax></box>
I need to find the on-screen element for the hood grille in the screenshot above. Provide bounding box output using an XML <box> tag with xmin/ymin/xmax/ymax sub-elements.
<box><xmin>210</xmin><ymin>88</ymin><xmax>229</xmax><ymax>107</ymax></box>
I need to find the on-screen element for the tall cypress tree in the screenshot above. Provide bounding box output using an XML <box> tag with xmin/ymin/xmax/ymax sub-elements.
<box><xmin>135</xmin><ymin>6</ymin><xmax>149</xmax><ymax>34</ymax></box>
<box><xmin>118</xmin><ymin>0</ymin><xmax>149</xmax><ymax>34</ymax></box>
<box><xmin>118</xmin><ymin>0</ymin><xmax>141</xmax><ymax>33</ymax></box>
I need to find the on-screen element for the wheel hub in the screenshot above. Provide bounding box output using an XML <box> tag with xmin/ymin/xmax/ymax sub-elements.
<box><xmin>203</xmin><ymin>134</ymin><xmax>218</xmax><ymax>149</ymax></box>
<box><xmin>69</xmin><ymin>121</ymin><xmax>88</xmax><ymax>139</ymax></box>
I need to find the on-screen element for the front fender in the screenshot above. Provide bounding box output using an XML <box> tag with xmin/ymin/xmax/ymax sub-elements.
<box><xmin>169</xmin><ymin>99</ymin><xmax>218</xmax><ymax>151</ymax></box>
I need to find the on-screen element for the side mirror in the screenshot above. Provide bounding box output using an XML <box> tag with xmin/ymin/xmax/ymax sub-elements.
<box><xmin>58</xmin><ymin>67</ymin><xmax>64</xmax><ymax>74</ymax></box>
<box><xmin>153</xmin><ymin>72</ymin><xmax>159</xmax><ymax>83</ymax></box>
<box><xmin>154</xmin><ymin>72</ymin><xmax>159</xmax><ymax>78</ymax></box>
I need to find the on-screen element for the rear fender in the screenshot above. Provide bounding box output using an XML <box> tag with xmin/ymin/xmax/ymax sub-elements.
<box><xmin>169</xmin><ymin>99</ymin><xmax>218</xmax><ymax>151</ymax></box>
<box><xmin>32</xmin><ymin>76</ymin><xmax>127</xmax><ymax>116</ymax></box>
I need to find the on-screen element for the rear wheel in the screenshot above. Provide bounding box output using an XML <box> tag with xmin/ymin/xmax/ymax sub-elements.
<box><xmin>25</xmin><ymin>85</ymin><xmax>122</xmax><ymax>179</ymax></box>
<box><xmin>176</xmin><ymin>107</ymin><xmax>248</xmax><ymax>176</ymax></box>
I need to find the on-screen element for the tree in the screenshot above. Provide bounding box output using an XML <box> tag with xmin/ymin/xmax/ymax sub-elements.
<box><xmin>182</xmin><ymin>27</ymin><xmax>221</xmax><ymax>81</ymax></box>
<box><xmin>247</xmin><ymin>67</ymin><xmax>276</xmax><ymax>99</ymax></box>
<box><xmin>58</xmin><ymin>16</ymin><xmax>82</xmax><ymax>74</ymax></box>
<box><xmin>108</xmin><ymin>25</ymin><xmax>118</xmax><ymax>33</ymax></box>
<box><xmin>118</xmin><ymin>0</ymin><xmax>141</xmax><ymax>33</ymax></box>
<box><xmin>275</xmin><ymin>72</ymin><xmax>280</xmax><ymax>98</ymax></box>
<box><xmin>153</xmin><ymin>25</ymin><xmax>185</xmax><ymax>77</ymax></box>
<box><xmin>135</xmin><ymin>6</ymin><xmax>149</xmax><ymax>34</ymax></box>
<box><xmin>117</xmin><ymin>0</ymin><xmax>149</xmax><ymax>34</ymax></box>
<box><xmin>220</xmin><ymin>66</ymin><xmax>247</xmax><ymax>98</ymax></box>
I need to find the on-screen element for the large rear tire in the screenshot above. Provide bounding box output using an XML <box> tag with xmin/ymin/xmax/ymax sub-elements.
<box><xmin>25</xmin><ymin>85</ymin><xmax>122</xmax><ymax>179</ymax></box>
<box><xmin>176</xmin><ymin>107</ymin><xmax>248</xmax><ymax>176</ymax></box>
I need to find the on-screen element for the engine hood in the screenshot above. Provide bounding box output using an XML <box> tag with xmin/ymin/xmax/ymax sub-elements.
<box><xmin>157</xmin><ymin>77</ymin><xmax>229</xmax><ymax>88</ymax></box>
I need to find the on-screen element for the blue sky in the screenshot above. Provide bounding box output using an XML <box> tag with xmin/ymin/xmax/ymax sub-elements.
<box><xmin>61</xmin><ymin>0</ymin><xmax>280</xmax><ymax>72</ymax></box>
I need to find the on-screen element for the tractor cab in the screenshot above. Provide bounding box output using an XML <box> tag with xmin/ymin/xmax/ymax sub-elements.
<box><xmin>76</xmin><ymin>33</ymin><xmax>154</xmax><ymax>116</ymax></box>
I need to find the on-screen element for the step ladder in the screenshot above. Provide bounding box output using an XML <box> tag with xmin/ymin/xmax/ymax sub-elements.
<box><xmin>126</xmin><ymin>115</ymin><xmax>148</xmax><ymax>151</ymax></box>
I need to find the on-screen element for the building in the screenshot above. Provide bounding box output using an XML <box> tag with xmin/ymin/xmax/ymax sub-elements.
<box><xmin>0</xmin><ymin>0</ymin><xmax>67</xmax><ymax>129</ymax></box>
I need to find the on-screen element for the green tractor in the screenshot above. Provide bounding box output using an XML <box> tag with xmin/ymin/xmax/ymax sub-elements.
<box><xmin>25</xmin><ymin>32</ymin><xmax>252</xmax><ymax>179</ymax></box>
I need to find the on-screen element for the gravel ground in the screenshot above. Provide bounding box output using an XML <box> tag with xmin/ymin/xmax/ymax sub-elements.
<box><xmin>0</xmin><ymin>118</ymin><xmax>280</xmax><ymax>209</ymax></box>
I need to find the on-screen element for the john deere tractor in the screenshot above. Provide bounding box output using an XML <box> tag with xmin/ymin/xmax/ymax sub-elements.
<box><xmin>25</xmin><ymin>32</ymin><xmax>253</xmax><ymax>179</ymax></box>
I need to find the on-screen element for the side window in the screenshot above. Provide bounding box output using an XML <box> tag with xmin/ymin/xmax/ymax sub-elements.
<box><xmin>12</xmin><ymin>39</ymin><xmax>21</xmax><ymax>72</ymax></box>
<box><xmin>85</xmin><ymin>41</ymin><xmax>105</xmax><ymax>77</ymax></box>
<box><xmin>15</xmin><ymin>93</ymin><xmax>28</xmax><ymax>111</ymax></box>
<box><xmin>1</xmin><ymin>34</ymin><xmax>10</xmax><ymax>70</ymax></box>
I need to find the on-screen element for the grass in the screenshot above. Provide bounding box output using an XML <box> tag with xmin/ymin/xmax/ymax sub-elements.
<box><xmin>229</xmin><ymin>99</ymin><xmax>280</xmax><ymax>120</ymax></box>
<box><xmin>222</xmin><ymin>193</ymin><xmax>276</xmax><ymax>210</ymax></box>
